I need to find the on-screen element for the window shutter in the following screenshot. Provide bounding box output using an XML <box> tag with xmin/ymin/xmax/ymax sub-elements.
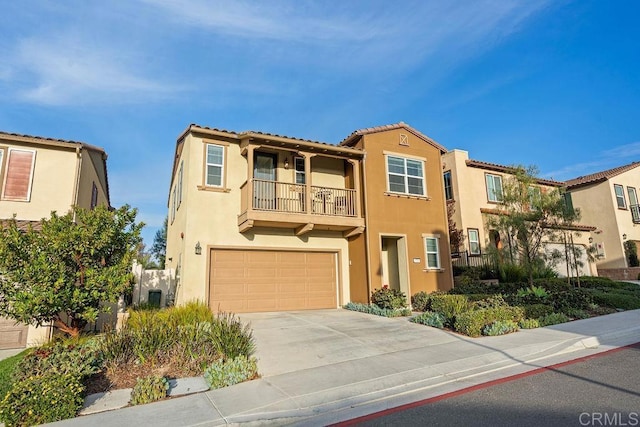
<box><xmin>3</xmin><ymin>149</ymin><xmax>35</xmax><ymax>201</ymax></box>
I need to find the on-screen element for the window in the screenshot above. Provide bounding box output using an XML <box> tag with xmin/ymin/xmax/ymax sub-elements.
<box><xmin>177</xmin><ymin>161</ymin><xmax>184</xmax><ymax>208</ymax></box>
<box><xmin>386</xmin><ymin>155</ymin><xmax>425</xmax><ymax>196</ymax></box>
<box><xmin>294</xmin><ymin>157</ymin><xmax>305</xmax><ymax>184</ymax></box>
<box><xmin>485</xmin><ymin>174</ymin><xmax>503</xmax><ymax>202</ymax></box>
<box><xmin>468</xmin><ymin>229</ymin><xmax>480</xmax><ymax>255</ymax></box>
<box><xmin>614</xmin><ymin>184</ymin><xmax>626</xmax><ymax>209</ymax></box>
<box><xmin>443</xmin><ymin>171</ymin><xmax>453</xmax><ymax>201</ymax></box>
<box><xmin>563</xmin><ymin>192</ymin><xmax>574</xmax><ymax>214</ymax></box>
<box><xmin>2</xmin><ymin>148</ymin><xmax>36</xmax><ymax>201</ymax></box>
<box><xmin>528</xmin><ymin>186</ymin><xmax>541</xmax><ymax>207</ymax></box>
<box><xmin>205</xmin><ymin>144</ymin><xmax>224</xmax><ymax>187</ymax></box>
<box><xmin>90</xmin><ymin>182</ymin><xmax>98</xmax><ymax>209</ymax></box>
<box><xmin>424</xmin><ymin>236</ymin><xmax>441</xmax><ymax>269</ymax></box>
<box><xmin>171</xmin><ymin>185</ymin><xmax>177</xmax><ymax>223</ymax></box>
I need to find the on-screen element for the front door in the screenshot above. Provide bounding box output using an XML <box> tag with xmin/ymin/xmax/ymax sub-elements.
<box><xmin>254</xmin><ymin>152</ymin><xmax>277</xmax><ymax>210</ymax></box>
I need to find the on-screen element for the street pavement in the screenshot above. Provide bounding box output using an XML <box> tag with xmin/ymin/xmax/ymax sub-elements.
<box><xmin>47</xmin><ymin>308</ymin><xmax>640</xmax><ymax>426</ymax></box>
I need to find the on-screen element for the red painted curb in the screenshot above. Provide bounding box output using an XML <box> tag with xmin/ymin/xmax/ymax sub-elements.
<box><xmin>333</xmin><ymin>342</ymin><xmax>640</xmax><ymax>426</ymax></box>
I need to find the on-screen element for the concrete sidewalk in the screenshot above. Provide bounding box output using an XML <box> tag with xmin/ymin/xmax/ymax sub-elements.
<box><xmin>50</xmin><ymin>309</ymin><xmax>640</xmax><ymax>426</ymax></box>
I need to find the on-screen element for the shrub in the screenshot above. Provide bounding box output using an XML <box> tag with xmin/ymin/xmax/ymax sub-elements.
<box><xmin>0</xmin><ymin>373</ymin><xmax>84</xmax><ymax>426</ymax></box>
<box><xmin>539</xmin><ymin>312</ymin><xmax>570</xmax><ymax>326</ymax></box>
<box><xmin>411</xmin><ymin>291</ymin><xmax>430</xmax><ymax>312</ymax></box>
<box><xmin>410</xmin><ymin>311</ymin><xmax>445</xmax><ymax>329</ymax></box>
<box><xmin>430</xmin><ymin>294</ymin><xmax>470</xmax><ymax>325</ymax></box>
<box><xmin>564</xmin><ymin>309</ymin><xmax>590</xmax><ymax>319</ymax></box>
<box><xmin>210</xmin><ymin>312</ymin><xmax>256</xmax><ymax>359</ymax></box>
<box><xmin>204</xmin><ymin>356</ymin><xmax>258</xmax><ymax>389</ymax></box>
<box><xmin>516</xmin><ymin>285</ymin><xmax>549</xmax><ymax>305</ymax></box>
<box><xmin>522</xmin><ymin>304</ymin><xmax>554</xmax><ymax>320</ymax></box>
<box><xmin>547</xmin><ymin>289</ymin><xmax>593</xmax><ymax>314</ymax></box>
<box><xmin>482</xmin><ymin>320</ymin><xmax>519</xmax><ymax>336</ymax></box>
<box><xmin>588</xmin><ymin>291</ymin><xmax>640</xmax><ymax>310</ymax></box>
<box><xmin>0</xmin><ymin>350</ymin><xmax>27</xmax><ymax>401</ymax></box>
<box><xmin>343</xmin><ymin>302</ymin><xmax>411</xmax><ymax>317</ymax></box>
<box><xmin>532</xmin><ymin>278</ymin><xmax>573</xmax><ymax>293</ymax></box>
<box><xmin>499</xmin><ymin>263</ymin><xmax>527</xmax><ymax>283</ymax></box>
<box><xmin>519</xmin><ymin>318</ymin><xmax>540</xmax><ymax>329</ymax></box>
<box><xmin>371</xmin><ymin>287</ymin><xmax>407</xmax><ymax>310</ymax></box>
<box><xmin>454</xmin><ymin>306</ymin><xmax>524</xmax><ymax>338</ymax></box>
<box><xmin>474</xmin><ymin>295</ymin><xmax>509</xmax><ymax>309</ymax></box>
<box><xmin>130</xmin><ymin>375</ymin><xmax>169</xmax><ymax>406</ymax></box>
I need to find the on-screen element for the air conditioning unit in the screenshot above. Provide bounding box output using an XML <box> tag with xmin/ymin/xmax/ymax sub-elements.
<box><xmin>594</xmin><ymin>242</ymin><xmax>606</xmax><ymax>258</ymax></box>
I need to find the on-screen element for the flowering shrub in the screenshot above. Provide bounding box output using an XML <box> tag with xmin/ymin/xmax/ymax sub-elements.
<box><xmin>371</xmin><ymin>286</ymin><xmax>407</xmax><ymax>310</ymax></box>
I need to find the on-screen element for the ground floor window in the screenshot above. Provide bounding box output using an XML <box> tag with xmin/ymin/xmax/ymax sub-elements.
<box><xmin>424</xmin><ymin>236</ymin><xmax>441</xmax><ymax>269</ymax></box>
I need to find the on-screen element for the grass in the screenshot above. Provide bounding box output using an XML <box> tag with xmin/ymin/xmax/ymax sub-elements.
<box><xmin>0</xmin><ymin>350</ymin><xmax>28</xmax><ymax>399</ymax></box>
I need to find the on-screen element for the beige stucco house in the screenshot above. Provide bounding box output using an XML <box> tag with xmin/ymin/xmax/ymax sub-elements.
<box><xmin>0</xmin><ymin>131</ymin><xmax>110</xmax><ymax>349</ymax></box>
<box><xmin>566</xmin><ymin>161</ymin><xmax>640</xmax><ymax>271</ymax></box>
<box><xmin>166</xmin><ymin>124</ymin><xmax>365</xmax><ymax>313</ymax></box>
<box><xmin>443</xmin><ymin>149</ymin><xmax>597</xmax><ymax>277</ymax></box>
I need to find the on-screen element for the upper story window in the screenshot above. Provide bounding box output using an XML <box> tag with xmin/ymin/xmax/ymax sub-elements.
<box><xmin>386</xmin><ymin>155</ymin><xmax>425</xmax><ymax>196</ymax></box>
<box><xmin>614</xmin><ymin>184</ymin><xmax>626</xmax><ymax>209</ymax></box>
<box><xmin>528</xmin><ymin>186</ymin><xmax>541</xmax><ymax>207</ymax></box>
<box><xmin>563</xmin><ymin>192</ymin><xmax>574</xmax><ymax>215</ymax></box>
<box><xmin>205</xmin><ymin>144</ymin><xmax>224</xmax><ymax>187</ymax></box>
<box><xmin>177</xmin><ymin>161</ymin><xmax>184</xmax><ymax>207</ymax></box>
<box><xmin>424</xmin><ymin>236</ymin><xmax>441</xmax><ymax>269</ymax></box>
<box><xmin>443</xmin><ymin>171</ymin><xmax>453</xmax><ymax>201</ymax></box>
<box><xmin>1</xmin><ymin>148</ymin><xmax>36</xmax><ymax>202</ymax></box>
<box><xmin>485</xmin><ymin>173</ymin><xmax>503</xmax><ymax>203</ymax></box>
<box><xmin>294</xmin><ymin>157</ymin><xmax>305</xmax><ymax>184</ymax></box>
<box><xmin>90</xmin><ymin>182</ymin><xmax>98</xmax><ymax>210</ymax></box>
<box><xmin>170</xmin><ymin>185</ymin><xmax>177</xmax><ymax>224</ymax></box>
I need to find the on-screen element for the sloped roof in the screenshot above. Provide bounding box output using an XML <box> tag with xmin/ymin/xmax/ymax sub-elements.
<box><xmin>339</xmin><ymin>122</ymin><xmax>447</xmax><ymax>153</ymax></box>
<box><xmin>565</xmin><ymin>161</ymin><xmax>640</xmax><ymax>189</ymax></box>
<box><xmin>466</xmin><ymin>159</ymin><xmax>565</xmax><ymax>187</ymax></box>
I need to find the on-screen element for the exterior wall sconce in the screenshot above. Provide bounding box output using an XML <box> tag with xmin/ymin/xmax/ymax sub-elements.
<box><xmin>284</xmin><ymin>158</ymin><xmax>289</xmax><ymax>169</ymax></box>
<box><xmin>623</xmin><ymin>234</ymin><xmax>628</xmax><ymax>240</ymax></box>
<box><xmin>588</xmin><ymin>237</ymin><xmax>593</xmax><ymax>244</ymax></box>
<box><xmin>195</xmin><ymin>241</ymin><xmax>202</xmax><ymax>255</ymax></box>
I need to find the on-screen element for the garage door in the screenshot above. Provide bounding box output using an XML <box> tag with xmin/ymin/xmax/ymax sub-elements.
<box><xmin>0</xmin><ymin>317</ymin><xmax>28</xmax><ymax>349</ymax></box>
<box><xmin>209</xmin><ymin>249</ymin><xmax>337</xmax><ymax>313</ymax></box>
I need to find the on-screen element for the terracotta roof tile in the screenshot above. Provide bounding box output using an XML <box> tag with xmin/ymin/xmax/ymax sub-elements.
<box><xmin>339</xmin><ymin>122</ymin><xmax>447</xmax><ymax>153</ymax></box>
<box><xmin>565</xmin><ymin>161</ymin><xmax>640</xmax><ymax>189</ymax></box>
<box><xmin>466</xmin><ymin>159</ymin><xmax>565</xmax><ymax>187</ymax></box>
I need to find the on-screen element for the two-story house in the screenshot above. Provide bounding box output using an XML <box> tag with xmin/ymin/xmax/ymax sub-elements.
<box><xmin>166</xmin><ymin>125</ymin><xmax>366</xmax><ymax>313</ymax></box>
<box><xmin>443</xmin><ymin>149</ymin><xmax>596</xmax><ymax>277</ymax></box>
<box><xmin>566</xmin><ymin>161</ymin><xmax>640</xmax><ymax>273</ymax></box>
<box><xmin>0</xmin><ymin>131</ymin><xmax>110</xmax><ymax>349</ymax></box>
<box><xmin>339</xmin><ymin>123</ymin><xmax>454</xmax><ymax>303</ymax></box>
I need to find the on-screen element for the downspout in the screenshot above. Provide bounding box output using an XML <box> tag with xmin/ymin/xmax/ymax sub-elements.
<box><xmin>361</xmin><ymin>152</ymin><xmax>373</xmax><ymax>303</ymax></box>
<box><xmin>72</xmin><ymin>147</ymin><xmax>83</xmax><ymax>221</ymax></box>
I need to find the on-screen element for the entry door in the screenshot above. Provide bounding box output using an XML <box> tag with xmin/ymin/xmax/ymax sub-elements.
<box><xmin>254</xmin><ymin>153</ymin><xmax>277</xmax><ymax>210</ymax></box>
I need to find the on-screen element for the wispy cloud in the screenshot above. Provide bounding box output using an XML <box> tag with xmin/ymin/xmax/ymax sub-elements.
<box><xmin>543</xmin><ymin>141</ymin><xmax>640</xmax><ymax>181</ymax></box>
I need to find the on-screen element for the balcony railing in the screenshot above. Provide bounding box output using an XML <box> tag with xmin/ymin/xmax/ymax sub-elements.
<box><xmin>632</xmin><ymin>205</ymin><xmax>640</xmax><ymax>224</ymax></box>
<box><xmin>250</xmin><ymin>179</ymin><xmax>358</xmax><ymax>217</ymax></box>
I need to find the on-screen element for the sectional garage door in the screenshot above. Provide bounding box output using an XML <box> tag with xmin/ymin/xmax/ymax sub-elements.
<box><xmin>209</xmin><ymin>249</ymin><xmax>337</xmax><ymax>313</ymax></box>
<box><xmin>0</xmin><ymin>317</ymin><xmax>28</xmax><ymax>350</ymax></box>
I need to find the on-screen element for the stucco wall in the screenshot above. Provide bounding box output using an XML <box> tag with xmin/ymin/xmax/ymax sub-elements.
<box><xmin>76</xmin><ymin>149</ymin><xmax>110</xmax><ymax>210</ymax></box>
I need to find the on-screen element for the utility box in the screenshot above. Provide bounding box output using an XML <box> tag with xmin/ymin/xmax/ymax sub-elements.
<box><xmin>148</xmin><ymin>290</ymin><xmax>162</xmax><ymax>308</ymax></box>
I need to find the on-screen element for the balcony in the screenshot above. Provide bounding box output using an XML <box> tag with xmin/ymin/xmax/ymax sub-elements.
<box><xmin>631</xmin><ymin>205</ymin><xmax>640</xmax><ymax>224</ymax></box>
<box><xmin>238</xmin><ymin>179</ymin><xmax>364</xmax><ymax>236</ymax></box>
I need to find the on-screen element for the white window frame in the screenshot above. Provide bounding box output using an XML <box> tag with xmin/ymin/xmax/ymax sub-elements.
<box><xmin>468</xmin><ymin>229</ymin><xmax>480</xmax><ymax>255</ymax></box>
<box><xmin>1</xmin><ymin>148</ymin><xmax>36</xmax><ymax>202</ymax></box>
<box><xmin>424</xmin><ymin>236</ymin><xmax>441</xmax><ymax>269</ymax></box>
<box><xmin>385</xmin><ymin>155</ymin><xmax>426</xmax><ymax>196</ymax></box>
<box><xmin>205</xmin><ymin>144</ymin><xmax>224</xmax><ymax>187</ymax></box>
<box><xmin>294</xmin><ymin>157</ymin><xmax>305</xmax><ymax>184</ymax></box>
<box><xmin>486</xmin><ymin>173</ymin><xmax>503</xmax><ymax>203</ymax></box>
<box><xmin>177</xmin><ymin>160</ymin><xmax>184</xmax><ymax>208</ymax></box>
<box><xmin>614</xmin><ymin>184</ymin><xmax>627</xmax><ymax>209</ymax></box>
<box><xmin>171</xmin><ymin>185</ymin><xmax>177</xmax><ymax>224</ymax></box>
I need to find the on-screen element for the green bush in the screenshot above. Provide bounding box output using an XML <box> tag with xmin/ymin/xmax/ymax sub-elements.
<box><xmin>411</xmin><ymin>291</ymin><xmax>430</xmax><ymax>312</ymax></box>
<box><xmin>564</xmin><ymin>309</ymin><xmax>590</xmax><ymax>319</ymax></box>
<box><xmin>522</xmin><ymin>304</ymin><xmax>554</xmax><ymax>320</ymax></box>
<box><xmin>0</xmin><ymin>373</ymin><xmax>84</xmax><ymax>426</ymax></box>
<box><xmin>130</xmin><ymin>375</ymin><xmax>169</xmax><ymax>406</ymax></box>
<box><xmin>0</xmin><ymin>350</ymin><xmax>27</xmax><ymax>402</ymax></box>
<box><xmin>499</xmin><ymin>263</ymin><xmax>527</xmax><ymax>283</ymax></box>
<box><xmin>473</xmin><ymin>295</ymin><xmax>509</xmax><ymax>309</ymax></box>
<box><xmin>571</xmin><ymin>276</ymin><xmax>616</xmax><ymax>288</ymax></box>
<box><xmin>430</xmin><ymin>294</ymin><xmax>470</xmax><ymax>325</ymax></box>
<box><xmin>204</xmin><ymin>356</ymin><xmax>258</xmax><ymax>389</ymax></box>
<box><xmin>450</xmin><ymin>281</ymin><xmax>523</xmax><ymax>296</ymax></box>
<box><xmin>548</xmin><ymin>289</ymin><xmax>593</xmax><ymax>314</ymax></box>
<box><xmin>371</xmin><ymin>287</ymin><xmax>407</xmax><ymax>310</ymax></box>
<box><xmin>588</xmin><ymin>291</ymin><xmax>640</xmax><ymax>310</ymax></box>
<box><xmin>532</xmin><ymin>278</ymin><xmax>573</xmax><ymax>293</ymax></box>
<box><xmin>482</xmin><ymin>320</ymin><xmax>519</xmax><ymax>336</ymax></box>
<box><xmin>343</xmin><ymin>302</ymin><xmax>411</xmax><ymax>317</ymax></box>
<box><xmin>539</xmin><ymin>312</ymin><xmax>570</xmax><ymax>326</ymax></box>
<box><xmin>410</xmin><ymin>311</ymin><xmax>445</xmax><ymax>328</ymax></box>
<box><xmin>519</xmin><ymin>318</ymin><xmax>540</xmax><ymax>329</ymax></box>
<box><xmin>454</xmin><ymin>306</ymin><xmax>524</xmax><ymax>338</ymax></box>
<box><xmin>210</xmin><ymin>312</ymin><xmax>256</xmax><ymax>359</ymax></box>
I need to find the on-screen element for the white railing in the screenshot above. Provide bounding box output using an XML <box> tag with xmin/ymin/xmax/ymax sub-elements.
<box><xmin>631</xmin><ymin>204</ymin><xmax>640</xmax><ymax>224</ymax></box>
<box><xmin>250</xmin><ymin>179</ymin><xmax>357</xmax><ymax>217</ymax></box>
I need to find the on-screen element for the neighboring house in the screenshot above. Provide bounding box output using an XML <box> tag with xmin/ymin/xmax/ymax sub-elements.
<box><xmin>166</xmin><ymin>124</ymin><xmax>365</xmax><ymax>313</ymax></box>
<box><xmin>566</xmin><ymin>161</ymin><xmax>640</xmax><ymax>271</ymax></box>
<box><xmin>0</xmin><ymin>131</ymin><xmax>110</xmax><ymax>349</ymax></box>
<box><xmin>443</xmin><ymin>149</ymin><xmax>596</xmax><ymax>277</ymax></box>
<box><xmin>339</xmin><ymin>123</ymin><xmax>454</xmax><ymax>303</ymax></box>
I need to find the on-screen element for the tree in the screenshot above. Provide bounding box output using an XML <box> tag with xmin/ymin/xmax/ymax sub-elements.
<box><xmin>151</xmin><ymin>216</ymin><xmax>167</xmax><ymax>269</ymax></box>
<box><xmin>486</xmin><ymin>165</ymin><xmax>581</xmax><ymax>285</ymax></box>
<box><xmin>0</xmin><ymin>205</ymin><xmax>143</xmax><ymax>337</ymax></box>
<box><xmin>136</xmin><ymin>242</ymin><xmax>159</xmax><ymax>269</ymax></box>
<box><xmin>447</xmin><ymin>201</ymin><xmax>465</xmax><ymax>254</ymax></box>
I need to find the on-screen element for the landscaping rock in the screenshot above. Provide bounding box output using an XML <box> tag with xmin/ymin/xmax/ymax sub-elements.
<box><xmin>79</xmin><ymin>388</ymin><xmax>133</xmax><ymax>415</ymax></box>
<box><xmin>168</xmin><ymin>377</ymin><xmax>209</xmax><ymax>397</ymax></box>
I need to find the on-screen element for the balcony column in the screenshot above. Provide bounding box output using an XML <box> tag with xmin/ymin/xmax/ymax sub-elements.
<box><xmin>246</xmin><ymin>144</ymin><xmax>255</xmax><ymax>212</ymax></box>
<box><xmin>348</xmin><ymin>158</ymin><xmax>361</xmax><ymax>218</ymax></box>
<box><xmin>299</xmin><ymin>152</ymin><xmax>314</xmax><ymax>214</ymax></box>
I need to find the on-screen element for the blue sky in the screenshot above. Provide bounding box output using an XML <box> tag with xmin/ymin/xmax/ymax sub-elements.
<box><xmin>1</xmin><ymin>1</ymin><xmax>639</xmax><ymax>244</ymax></box>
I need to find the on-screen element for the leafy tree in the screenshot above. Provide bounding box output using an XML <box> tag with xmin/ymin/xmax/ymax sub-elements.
<box><xmin>136</xmin><ymin>242</ymin><xmax>159</xmax><ymax>269</ymax></box>
<box><xmin>0</xmin><ymin>205</ymin><xmax>143</xmax><ymax>337</ymax></box>
<box><xmin>151</xmin><ymin>216</ymin><xmax>167</xmax><ymax>269</ymax></box>
<box><xmin>447</xmin><ymin>201</ymin><xmax>465</xmax><ymax>254</ymax></box>
<box><xmin>486</xmin><ymin>166</ymin><xmax>581</xmax><ymax>285</ymax></box>
<box><xmin>624</xmin><ymin>240</ymin><xmax>640</xmax><ymax>267</ymax></box>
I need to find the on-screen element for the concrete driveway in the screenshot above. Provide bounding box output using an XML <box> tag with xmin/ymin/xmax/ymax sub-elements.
<box><xmin>238</xmin><ymin>309</ymin><xmax>463</xmax><ymax>377</ymax></box>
